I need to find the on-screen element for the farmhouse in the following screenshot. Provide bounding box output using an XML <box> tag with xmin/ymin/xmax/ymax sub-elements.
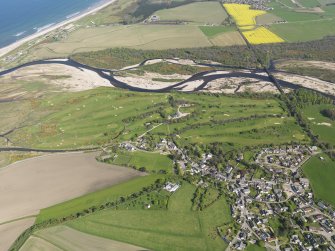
<box><xmin>164</xmin><ymin>182</ymin><xmax>180</xmax><ymax>192</ymax></box>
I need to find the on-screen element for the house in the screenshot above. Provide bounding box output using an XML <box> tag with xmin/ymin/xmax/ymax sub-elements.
<box><xmin>164</xmin><ymin>182</ymin><xmax>180</xmax><ymax>192</ymax></box>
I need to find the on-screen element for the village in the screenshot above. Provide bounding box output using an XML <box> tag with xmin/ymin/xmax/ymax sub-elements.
<box><xmin>116</xmin><ymin>133</ymin><xmax>335</xmax><ymax>251</ymax></box>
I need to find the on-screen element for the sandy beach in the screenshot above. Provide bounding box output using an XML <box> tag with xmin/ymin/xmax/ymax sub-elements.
<box><xmin>0</xmin><ymin>0</ymin><xmax>116</xmax><ymax>58</ymax></box>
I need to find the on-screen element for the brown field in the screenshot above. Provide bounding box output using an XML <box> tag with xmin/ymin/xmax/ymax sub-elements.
<box><xmin>0</xmin><ymin>152</ymin><xmax>142</xmax><ymax>225</ymax></box>
<box><xmin>21</xmin><ymin>225</ymin><xmax>146</xmax><ymax>251</ymax></box>
<box><xmin>210</xmin><ymin>31</ymin><xmax>246</xmax><ymax>46</ymax></box>
<box><xmin>0</xmin><ymin>218</ymin><xmax>35</xmax><ymax>251</ymax></box>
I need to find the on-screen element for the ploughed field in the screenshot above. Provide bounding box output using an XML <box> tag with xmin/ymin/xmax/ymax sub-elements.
<box><xmin>0</xmin><ymin>152</ymin><xmax>142</xmax><ymax>250</ymax></box>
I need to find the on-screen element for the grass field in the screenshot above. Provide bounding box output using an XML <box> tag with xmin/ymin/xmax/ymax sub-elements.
<box><xmin>297</xmin><ymin>0</ymin><xmax>321</xmax><ymax>8</ymax></box>
<box><xmin>270</xmin><ymin>19</ymin><xmax>335</xmax><ymax>42</ymax></box>
<box><xmin>303</xmin><ymin>154</ymin><xmax>335</xmax><ymax>207</ymax></box>
<box><xmin>301</xmin><ymin>104</ymin><xmax>335</xmax><ymax>145</ymax></box>
<box><xmin>246</xmin><ymin>243</ymin><xmax>267</xmax><ymax>251</ymax></box>
<box><xmin>256</xmin><ymin>13</ymin><xmax>284</xmax><ymax>25</ymax></box>
<box><xmin>199</xmin><ymin>25</ymin><xmax>237</xmax><ymax>37</ymax></box>
<box><xmin>36</xmin><ymin>174</ymin><xmax>162</xmax><ymax>223</ymax></box>
<box><xmin>147</xmin><ymin>92</ymin><xmax>307</xmax><ymax>150</ymax></box>
<box><xmin>109</xmin><ymin>151</ymin><xmax>174</xmax><ymax>173</ymax></box>
<box><xmin>153</xmin><ymin>2</ymin><xmax>228</xmax><ymax>24</ymax></box>
<box><xmin>10</xmin><ymin>88</ymin><xmax>168</xmax><ymax>149</ymax></box>
<box><xmin>176</xmin><ymin>116</ymin><xmax>306</xmax><ymax>146</ymax></box>
<box><xmin>6</xmin><ymin>88</ymin><xmax>305</xmax><ymax>152</ymax></box>
<box><xmin>64</xmin><ymin>183</ymin><xmax>232</xmax><ymax>251</ymax></box>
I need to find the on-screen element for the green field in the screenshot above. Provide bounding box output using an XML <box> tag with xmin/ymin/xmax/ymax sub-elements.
<box><xmin>297</xmin><ymin>0</ymin><xmax>321</xmax><ymax>8</ymax></box>
<box><xmin>303</xmin><ymin>154</ymin><xmax>335</xmax><ymax>207</ymax></box>
<box><xmin>265</xmin><ymin>1</ymin><xmax>335</xmax><ymax>41</ymax></box>
<box><xmin>109</xmin><ymin>151</ymin><xmax>174</xmax><ymax>173</ymax></box>
<box><xmin>176</xmin><ymin>117</ymin><xmax>306</xmax><ymax>146</ymax></box>
<box><xmin>199</xmin><ymin>25</ymin><xmax>237</xmax><ymax>37</ymax></box>
<box><xmin>246</xmin><ymin>243</ymin><xmax>267</xmax><ymax>251</ymax></box>
<box><xmin>153</xmin><ymin>2</ymin><xmax>228</xmax><ymax>24</ymax></box>
<box><xmin>36</xmin><ymin>174</ymin><xmax>163</xmax><ymax>223</ymax></box>
<box><xmin>65</xmin><ymin>183</ymin><xmax>232</xmax><ymax>251</ymax></box>
<box><xmin>301</xmin><ymin>104</ymin><xmax>335</xmax><ymax>145</ymax></box>
<box><xmin>270</xmin><ymin>19</ymin><xmax>335</xmax><ymax>42</ymax></box>
<box><xmin>5</xmin><ymin>88</ymin><xmax>307</xmax><ymax>152</ymax></box>
<box><xmin>10</xmin><ymin>88</ymin><xmax>167</xmax><ymax>149</ymax></box>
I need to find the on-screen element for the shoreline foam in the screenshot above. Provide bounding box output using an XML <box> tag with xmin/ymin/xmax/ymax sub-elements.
<box><xmin>0</xmin><ymin>0</ymin><xmax>116</xmax><ymax>58</ymax></box>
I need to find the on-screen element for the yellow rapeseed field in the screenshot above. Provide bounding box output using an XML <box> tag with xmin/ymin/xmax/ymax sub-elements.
<box><xmin>242</xmin><ymin>27</ymin><xmax>285</xmax><ymax>44</ymax></box>
<box><xmin>223</xmin><ymin>4</ymin><xmax>266</xmax><ymax>29</ymax></box>
<box><xmin>223</xmin><ymin>3</ymin><xmax>285</xmax><ymax>44</ymax></box>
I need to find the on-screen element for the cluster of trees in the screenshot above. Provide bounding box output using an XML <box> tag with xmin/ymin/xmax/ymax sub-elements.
<box><xmin>71</xmin><ymin>46</ymin><xmax>258</xmax><ymax>70</ymax></box>
<box><xmin>191</xmin><ymin>186</ymin><xmax>221</xmax><ymax>211</ymax></box>
<box><xmin>283</xmin><ymin>89</ymin><xmax>335</xmax><ymax>159</ymax></box>
<box><xmin>287</xmin><ymin>89</ymin><xmax>333</xmax><ymax>109</ymax></box>
<box><xmin>257</xmin><ymin>36</ymin><xmax>335</xmax><ymax>63</ymax></box>
<box><xmin>321</xmin><ymin>108</ymin><xmax>335</xmax><ymax>120</ymax></box>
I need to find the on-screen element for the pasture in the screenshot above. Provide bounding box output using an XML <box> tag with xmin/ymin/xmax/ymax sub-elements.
<box><xmin>303</xmin><ymin>154</ymin><xmax>335</xmax><ymax>207</ymax></box>
<box><xmin>270</xmin><ymin>19</ymin><xmax>335</xmax><ymax>42</ymax></box>
<box><xmin>65</xmin><ymin>183</ymin><xmax>232</xmax><ymax>251</ymax></box>
<box><xmin>199</xmin><ymin>25</ymin><xmax>236</xmax><ymax>37</ymax></box>
<box><xmin>153</xmin><ymin>2</ymin><xmax>228</xmax><ymax>24</ymax></box>
<box><xmin>36</xmin><ymin>174</ymin><xmax>162</xmax><ymax>223</ymax></box>
<box><xmin>108</xmin><ymin>151</ymin><xmax>174</xmax><ymax>173</ymax></box>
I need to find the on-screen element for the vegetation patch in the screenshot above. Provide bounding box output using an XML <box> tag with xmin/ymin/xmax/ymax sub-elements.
<box><xmin>303</xmin><ymin>154</ymin><xmax>335</xmax><ymax>207</ymax></box>
<box><xmin>199</xmin><ymin>25</ymin><xmax>236</xmax><ymax>37</ymax></box>
<box><xmin>36</xmin><ymin>175</ymin><xmax>163</xmax><ymax>223</ymax></box>
<box><xmin>66</xmin><ymin>183</ymin><xmax>232</xmax><ymax>251</ymax></box>
<box><xmin>105</xmin><ymin>151</ymin><xmax>174</xmax><ymax>174</ymax></box>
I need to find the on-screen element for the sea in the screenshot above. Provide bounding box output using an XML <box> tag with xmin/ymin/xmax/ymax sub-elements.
<box><xmin>0</xmin><ymin>0</ymin><xmax>104</xmax><ymax>49</ymax></box>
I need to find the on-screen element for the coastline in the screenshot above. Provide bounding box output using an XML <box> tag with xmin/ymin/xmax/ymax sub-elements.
<box><xmin>0</xmin><ymin>0</ymin><xmax>116</xmax><ymax>58</ymax></box>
